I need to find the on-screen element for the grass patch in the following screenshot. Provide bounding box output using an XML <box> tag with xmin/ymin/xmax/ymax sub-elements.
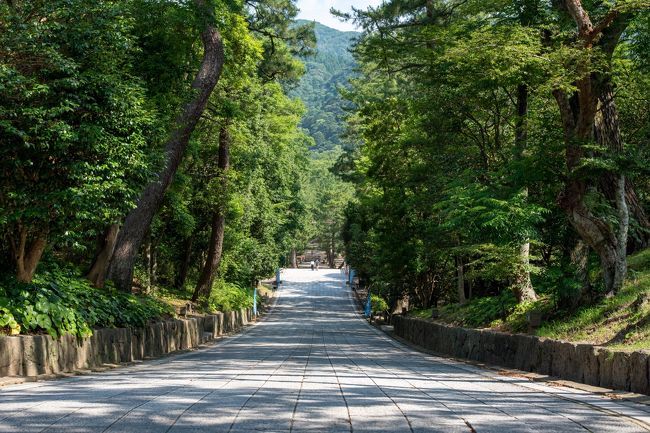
<box><xmin>538</xmin><ymin>269</ymin><xmax>650</xmax><ymax>349</ymax></box>
<box><xmin>152</xmin><ymin>279</ymin><xmax>272</xmax><ymax>315</ymax></box>
<box><xmin>407</xmin><ymin>248</ymin><xmax>650</xmax><ymax>350</ymax></box>
<box><xmin>410</xmin><ymin>290</ymin><xmax>534</xmax><ymax>331</ymax></box>
<box><xmin>410</xmin><ymin>308</ymin><xmax>433</xmax><ymax>319</ymax></box>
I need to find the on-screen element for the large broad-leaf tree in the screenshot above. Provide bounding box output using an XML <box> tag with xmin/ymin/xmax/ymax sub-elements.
<box><xmin>0</xmin><ymin>0</ymin><xmax>151</xmax><ymax>282</ymax></box>
<box><xmin>339</xmin><ymin>0</ymin><xmax>650</xmax><ymax>310</ymax></box>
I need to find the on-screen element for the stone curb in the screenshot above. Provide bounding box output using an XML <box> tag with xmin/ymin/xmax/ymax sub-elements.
<box><xmin>387</xmin><ymin>327</ymin><xmax>650</xmax><ymax>408</ymax></box>
<box><xmin>0</xmin><ymin>305</ymin><xmax>264</xmax><ymax>386</ymax></box>
<box><xmin>390</xmin><ymin>315</ymin><xmax>650</xmax><ymax>398</ymax></box>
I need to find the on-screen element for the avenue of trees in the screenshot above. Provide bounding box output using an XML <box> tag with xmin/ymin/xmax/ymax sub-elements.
<box><xmin>0</xmin><ymin>0</ymin><xmax>352</xmax><ymax>337</ymax></box>
<box><xmin>340</xmin><ymin>0</ymin><xmax>650</xmax><ymax>317</ymax></box>
<box><xmin>5</xmin><ymin>0</ymin><xmax>650</xmax><ymax>337</ymax></box>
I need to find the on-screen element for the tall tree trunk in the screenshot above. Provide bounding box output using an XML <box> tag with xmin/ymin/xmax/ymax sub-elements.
<box><xmin>290</xmin><ymin>248</ymin><xmax>297</xmax><ymax>268</ymax></box>
<box><xmin>9</xmin><ymin>225</ymin><xmax>47</xmax><ymax>283</ymax></box>
<box><xmin>552</xmin><ymin>0</ymin><xmax>632</xmax><ymax>294</ymax></box>
<box><xmin>427</xmin><ymin>271</ymin><xmax>438</xmax><ymax>309</ymax></box>
<box><xmin>513</xmin><ymin>242</ymin><xmax>537</xmax><ymax>302</ymax></box>
<box><xmin>145</xmin><ymin>235</ymin><xmax>153</xmax><ymax>292</ymax></box>
<box><xmin>554</xmin><ymin>86</ymin><xmax>628</xmax><ymax>294</ymax></box>
<box><xmin>512</xmin><ymin>84</ymin><xmax>538</xmax><ymax>303</ymax></box>
<box><xmin>192</xmin><ymin>126</ymin><xmax>230</xmax><ymax>303</ymax></box>
<box><xmin>87</xmin><ymin>224</ymin><xmax>119</xmax><ymax>288</ymax></box>
<box><xmin>175</xmin><ymin>236</ymin><xmax>194</xmax><ymax>289</ymax></box>
<box><xmin>570</xmin><ymin>240</ymin><xmax>592</xmax><ymax>304</ymax></box>
<box><xmin>106</xmin><ymin>7</ymin><xmax>225</xmax><ymax>292</ymax></box>
<box><xmin>594</xmin><ymin>84</ymin><xmax>629</xmax><ymax>293</ymax></box>
<box><xmin>596</xmin><ymin>87</ymin><xmax>650</xmax><ymax>253</ymax></box>
<box><xmin>456</xmin><ymin>256</ymin><xmax>466</xmax><ymax>305</ymax></box>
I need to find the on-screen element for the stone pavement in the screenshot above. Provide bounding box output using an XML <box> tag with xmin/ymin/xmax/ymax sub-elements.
<box><xmin>2</xmin><ymin>268</ymin><xmax>650</xmax><ymax>433</ymax></box>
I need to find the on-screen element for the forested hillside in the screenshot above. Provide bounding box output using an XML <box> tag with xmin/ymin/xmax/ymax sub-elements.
<box><xmin>292</xmin><ymin>20</ymin><xmax>357</xmax><ymax>152</ymax></box>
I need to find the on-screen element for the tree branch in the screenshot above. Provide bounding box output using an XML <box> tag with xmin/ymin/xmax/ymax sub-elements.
<box><xmin>563</xmin><ymin>0</ymin><xmax>593</xmax><ymax>38</ymax></box>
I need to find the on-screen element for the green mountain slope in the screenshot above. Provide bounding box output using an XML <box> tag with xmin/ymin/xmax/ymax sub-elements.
<box><xmin>293</xmin><ymin>20</ymin><xmax>357</xmax><ymax>153</ymax></box>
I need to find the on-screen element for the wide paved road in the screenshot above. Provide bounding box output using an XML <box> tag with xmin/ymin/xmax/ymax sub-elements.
<box><xmin>2</xmin><ymin>269</ymin><xmax>650</xmax><ymax>433</ymax></box>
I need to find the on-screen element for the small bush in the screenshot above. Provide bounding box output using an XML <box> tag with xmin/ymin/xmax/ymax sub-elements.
<box><xmin>0</xmin><ymin>306</ymin><xmax>20</xmax><ymax>335</ymax></box>
<box><xmin>208</xmin><ymin>279</ymin><xmax>254</xmax><ymax>312</ymax></box>
<box><xmin>370</xmin><ymin>294</ymin><xmax>389</xmax><ymax>314</ymax></box>
<box><xmin>0</xmin><ymin>269</ymin><xmax>174</xmax><ymax>338</ymax></box>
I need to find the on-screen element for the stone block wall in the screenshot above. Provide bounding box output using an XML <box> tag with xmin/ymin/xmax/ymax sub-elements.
<box><xmin>393</xmin><ymin>315</ymin><xmax>650</xmax><ymax>395</ymax></box>
<box><xmin>0</xmin><ymin>309</ymin><xmax>253</xmax><ymax>379</ymax></box>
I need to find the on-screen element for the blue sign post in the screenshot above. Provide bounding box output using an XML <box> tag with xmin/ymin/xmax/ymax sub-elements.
<box><xmin>364</xmin><ymin>292</ymin><xmax>372</xmax><ymax>318</ymax></box>
<box><xmin>348</xmin><ymin>269</ymin><xmax>355</xmax><ymax>286</ymax></box>
<box><xmin>253</xmin><ymin>287</ymin><xmax>257</xmax><ymax>316</ymax></box>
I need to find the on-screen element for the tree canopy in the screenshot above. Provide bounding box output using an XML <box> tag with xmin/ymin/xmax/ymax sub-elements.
<box><xmin>339</xmin><ymin>0</ymin><xmax>650</xmax><ymax>318</ymax></box>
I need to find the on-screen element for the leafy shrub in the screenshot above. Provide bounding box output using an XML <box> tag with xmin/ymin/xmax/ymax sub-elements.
<box><xmin>370</xmin><ymin>294</ymin><xmax>389</xmax><ymax>314</ymax></box>
<box><xmin>208</xmin><ymin>279</ymin><xmax>254</xmax><ymax>312</ymax></box>
<box><xmin>0</xmin><ymin>306</ymin><xmax>20</xmax><ymax>335</ymax></box>
<box><xmin>0</xmin><ymin>270</ymin><xmax>174</xmax><ymax>338</ymax></box>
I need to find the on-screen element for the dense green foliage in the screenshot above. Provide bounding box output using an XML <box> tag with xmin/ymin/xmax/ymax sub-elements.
<box><xmin>208</xmin><ymin>280</ymin><xmax>255</xmax><ymax>312</ymax></box>
<box><xmin>0</xmin><ymin>0</ymin><xmax>324</xmax><ymax>336</ymax></box>
<box><xmin>0</xmin><ymin>270</ymin><xmax>172</xmax><ymax>338</ymax></box>
<box><xmin>0</xmin><ymin>0</ymin><xmax>152</xmax><ymax>271</ymax></box>
<box><xmin>340</xmin><ymin>0</ymin><xmax>650</xmax><ymax>322</ymax></box>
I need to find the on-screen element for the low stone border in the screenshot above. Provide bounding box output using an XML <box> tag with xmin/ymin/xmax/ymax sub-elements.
<box><xmin>393</xmin><ymin>315</ymin><xmax>650</xmax><ymax>395</ymax></box>
<box><xmin>0</xmin><ymin>308</ymin><xmax>254</xmax><ymax>379</ymax></box>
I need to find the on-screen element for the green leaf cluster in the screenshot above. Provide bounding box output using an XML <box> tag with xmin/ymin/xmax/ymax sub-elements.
<box><xmin>0</xmin><ymin>269</ymin><xmax>173</xmax><ymax>338</ymax></box>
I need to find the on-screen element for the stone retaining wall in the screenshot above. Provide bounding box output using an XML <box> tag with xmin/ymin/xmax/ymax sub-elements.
<box><xmin>0</xmin><ymin>308</ymin><xmax>253</xmax><ymax>378</ymax></box>
<box><xmin>393</xmin><ymin>315</ymin><xmax>650</xmax><ymax>395</ymax></box>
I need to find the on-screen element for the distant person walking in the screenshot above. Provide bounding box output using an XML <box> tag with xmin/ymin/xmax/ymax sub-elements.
<box><xmin>315</xmin><ymin>258</ymin><xmax>320</xmax><ymax>271</ymax></box>
<box><xmin>310</xmin><ymin>260</ymin><xmax>315</xmax><ymax>271</ymax></box>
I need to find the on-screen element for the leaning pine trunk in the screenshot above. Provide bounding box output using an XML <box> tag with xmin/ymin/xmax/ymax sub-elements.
<box><xmin>192</xmin><ymin>126</ymin><xmax>230</xmax><ymax>303</ymax></box>
<box><xmin>106</xmin><ymin>5</ymin><xmax>225</xmax><ymax>292</ymax></box>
